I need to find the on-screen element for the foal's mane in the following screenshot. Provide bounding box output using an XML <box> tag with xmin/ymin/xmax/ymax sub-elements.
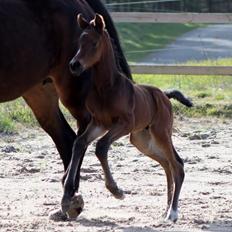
<box><xmin>99</xmin><ymin>28</ymin><xmax>125</xmax><ymax>75</ymax></box>
<box><xmin>86</xmin><ymin>0</ymin><xmax>132</xmax><ymax>80</ymax></box>
<box><xmin>110</xmin><ymin>38</ymin><xmax>125</xmax><ymax>75</ymax></box>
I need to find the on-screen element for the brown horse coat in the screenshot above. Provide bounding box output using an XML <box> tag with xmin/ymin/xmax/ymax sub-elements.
<box><xmin>0</xmin><ymin>0</ymin><xmax>131</xmax><ymax>170</ymax></box>
<box><xmin>62</xmin><ymin>14</ymin><xmax>192</xmax><ymax>222</ymax></box>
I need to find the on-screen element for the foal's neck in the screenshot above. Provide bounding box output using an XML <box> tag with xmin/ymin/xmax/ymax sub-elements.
<box><xmin>92</xmin><ymin>32</ymin><xmax>120</xmax><ymax>92</ymax></box>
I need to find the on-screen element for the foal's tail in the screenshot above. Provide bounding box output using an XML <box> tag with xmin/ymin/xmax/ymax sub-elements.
<box><xmin>164</xmin><ymin>90</ymin><xmax>193</xmax><ymax>107</ymax></box>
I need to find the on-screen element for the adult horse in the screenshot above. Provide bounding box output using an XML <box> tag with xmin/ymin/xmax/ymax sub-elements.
<box><xmin>0</xmin><ymin>0</ymin><xmax>131</xmax><ymax>172</ymax></box>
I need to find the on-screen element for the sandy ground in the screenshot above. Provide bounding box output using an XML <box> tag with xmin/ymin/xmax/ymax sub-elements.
<box><xmin>0</xmin><ymin>117</ymin><xmax>231</xmax><ymax>232</ymax></box>
<box><xmin>142</xmin><ymin>24</ymin><xmax>232</xmax><ymax>64</ymax></box>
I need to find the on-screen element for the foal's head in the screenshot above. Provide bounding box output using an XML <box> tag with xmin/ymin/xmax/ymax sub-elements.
<box><xmin>70</xmin><ymin>14</ymin><xmax>110</xmax><ymax>76</ymax></box>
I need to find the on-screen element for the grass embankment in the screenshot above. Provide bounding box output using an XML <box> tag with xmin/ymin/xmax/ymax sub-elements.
<box><xmin>116</xmin><ymin>23</ymin><xmax>202</xmax><ymax>62</ymax></box>
<box><xmin>134</xmin><ymin>58</ymin><xmax>232</xmax><ymax>118</ymax></box>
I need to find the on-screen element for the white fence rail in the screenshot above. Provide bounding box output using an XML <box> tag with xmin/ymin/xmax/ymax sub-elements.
<box><xmin>112</xmin><ymin>12</ymin><xmax>232</xmax><ymax>23</ymax></box>
<box><xmin>111</xmin><ymin>12</ymin><xmax>232</xmax><ymax>75</ymax></box>
<box><xmin>131</xmin><ymin>65</ymin><xmax>232</xmax><ymax>75</ymax></box>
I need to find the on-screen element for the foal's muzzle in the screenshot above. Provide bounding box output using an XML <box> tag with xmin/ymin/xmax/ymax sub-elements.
<box><xmin>69</xmin><ymin>60</ymin><xmax>84</xmax><ymax>76</ymax></box>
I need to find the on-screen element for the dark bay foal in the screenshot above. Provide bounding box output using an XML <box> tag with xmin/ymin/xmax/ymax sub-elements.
<box><xmin>63</xmin><ymin>14</ymin><xmax>193</xmax><ymax>222</ymax></box>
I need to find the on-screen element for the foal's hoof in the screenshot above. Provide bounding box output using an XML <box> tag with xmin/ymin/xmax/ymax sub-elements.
<box><xmin>61</xmin><ymin>194</ymin><xmax>84</xmax><ymax>220</ymax></box>
<box><xmin>165</xmin><ymin>208</ymin><xmax>178</xmax><ymax>223</ymax></box>
<box><xmin>107</xmin><ymin>185</ymin><xmax>125</xmax><ymax>200</ymax></box>
<box><xmin>49</xmin><ymin>209</ymin><xmax>67</xmax><ymax>221</ymax></box>
<box><xmin>66</xmin><ymin>194</ymin><xmax>84</xmax><ymax>220</ymax></box>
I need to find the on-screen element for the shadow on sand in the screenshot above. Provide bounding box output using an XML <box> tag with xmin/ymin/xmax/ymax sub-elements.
<box><xmin>75</xmin><ymin>217</ymin><xmax>232</xmax><ymax>232</ymax></box>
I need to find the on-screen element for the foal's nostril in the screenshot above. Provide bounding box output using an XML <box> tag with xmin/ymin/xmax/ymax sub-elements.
<box><xmin>70</xmin><ymin>60</ymin><xmax>80</xmax><ymax>71</ymax></box>
<box><xmin>69</xmin><ymin>60</ymin><xmax>84</xmax><ymax>76</ymax></box>
<box><xmin>69</xmin><ymin>60</ymin><xmax>77</xmax><ymax>71</ymax></box>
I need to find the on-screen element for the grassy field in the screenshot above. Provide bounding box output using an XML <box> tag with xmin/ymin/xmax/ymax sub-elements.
<box><xmin>134</xmin><ymin>58</ymin><xmax>232</xmax><ymax>118</ymax></box>
<box><xmin>0</xmin><ymin>23</ymin><xmax>207</xmax><ymax>133</ymax></box>
<box><xmin>116</xmin><ymin>23</ymin><xmax>202</xmax><ymax>62</ymax></box>
<box><xmin>0</xmin><ymin>59</ymin><xmax>231</xmax><ymax>133</ymax></box>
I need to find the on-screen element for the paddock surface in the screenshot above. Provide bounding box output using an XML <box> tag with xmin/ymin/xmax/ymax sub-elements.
<box><xmin>0</xmin><ymin>118</ymin><xmax>231</xmax><ymax>232</ymax></box>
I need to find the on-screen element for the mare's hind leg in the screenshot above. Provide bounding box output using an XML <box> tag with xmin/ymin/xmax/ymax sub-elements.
<box><xmin>130</xmin><ymin>129</ymin><xmax>174</xmax><ymax>217</ymax></box>
<box><xmin>23</xmin><ymin>81</ymin><xmax>76</xmax><ymax>170</ymax></box>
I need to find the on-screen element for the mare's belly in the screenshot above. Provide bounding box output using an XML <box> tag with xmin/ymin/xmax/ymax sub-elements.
<box><xmin>0</xmin><ymin>1</ymin><xmax>54</xmax><ymax>102</ymax></box>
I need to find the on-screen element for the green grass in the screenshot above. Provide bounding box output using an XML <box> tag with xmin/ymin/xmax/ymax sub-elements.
<box><xmin>116</xmin><ymin>23</ymin><xmax>203</xmax><ymax>62</ymax></box>
<box><xmin>0</xmin><ymin>58</ymin><xmax>231</xmax><ymax>133</ymax></box>
<box><xmin>133</xmin><ymin>58</ymin><xmax>232</xmax><ymax>118</ymax></box>
<box><xmin>0</xmin><ymin>99</ymin><xmax>37</xmax><ymax>133</ymax></box>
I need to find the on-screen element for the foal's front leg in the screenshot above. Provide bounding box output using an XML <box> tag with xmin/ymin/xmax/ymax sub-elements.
<box><xmin>96</xmin><ymin>120</ymin><xmax>133</xmax><ymax>199</ymax></box>
<box><xmin>62</xmin><ymin>120</ymin><xmax>105</xmax><ymax>214</ymax></box>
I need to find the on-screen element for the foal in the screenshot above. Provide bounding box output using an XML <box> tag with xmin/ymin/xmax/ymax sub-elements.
<box><xmin>63</xmin><ymin>14</ymin><xmax>191</xmax><ymax>222</ymax></box>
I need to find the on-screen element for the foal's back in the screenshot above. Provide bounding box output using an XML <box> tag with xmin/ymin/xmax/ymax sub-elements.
<box><xmin>130</xmin><ymin>82</ymin><xmax>173</xmax><ymax>132</ymax></box>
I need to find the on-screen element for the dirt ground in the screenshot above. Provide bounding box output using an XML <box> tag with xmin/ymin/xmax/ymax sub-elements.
<box><xmin>0</xmin><ymin>118</ymin><xmax>231</xmax><ymax>232</ymax></box>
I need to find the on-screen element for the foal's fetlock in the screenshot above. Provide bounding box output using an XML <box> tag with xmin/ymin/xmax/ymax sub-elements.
<box><xmin>61</xmin><ymin>187</ymin><xmax>75</xmax><ymax>213</ymax></box>
<box><xmin>61</xmin><ymin>194</ymin><xmax>72</xmax><ymax>214</ymax></box>
<box><xmin>106</xmin><ymin>183</ymin><xmax>125</xmax><ymax>200</ymax></box>
<box><xmin>165</xmin><ymin>208</ymin><xmax>178</xmax><ymax>223</ymax></box>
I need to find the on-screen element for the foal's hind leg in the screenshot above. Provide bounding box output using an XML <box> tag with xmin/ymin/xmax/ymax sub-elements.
<box><xmin>130</xmin><ymin>130</ymin><xmax>174</xmax><ymax>217</ymax></box>
<box><xmin>148</xmin><ymin>126</ymin><xmax>184</xmax><ymax>222</ymax></box>
<box><xmin>95</xmin><ymin>140</ymin><xmax>124</xmax><ymax>199</ymax></box>
<box><xmin>95</xmin><ymin>121</ymin><xmax>133</xmax><ymax>199</ymax></box>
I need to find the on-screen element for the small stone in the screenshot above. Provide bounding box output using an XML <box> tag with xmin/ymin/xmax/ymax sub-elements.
<box><xmin>1</xmin><ymin>145</ymin><xmax>18</xmax><ymax>153</ymax></box>
<box><xmin>211</xmin><ymin>140</ymin><xmax>220</xmax><ymax>145</ymax></box>
<box><xmin>202</xmin><ymin>143</ymin><xmax>211</xmax><ymax>148</ymax></box>
<box><xmin>201</xmin><ymin>225</ymin><xmax>210</xmax><ymax>230</ymax></box>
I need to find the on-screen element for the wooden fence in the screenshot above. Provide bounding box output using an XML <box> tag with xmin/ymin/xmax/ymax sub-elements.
<box><xmin>111</xmin><ymin>12</ymin><xmax>232</xmax><ymax>75</ymax></box>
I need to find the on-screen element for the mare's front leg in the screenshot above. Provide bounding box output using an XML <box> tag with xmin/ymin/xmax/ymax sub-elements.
<box><xmin>96</xmin><ymin>119</ymin><xmax>133</xmax><ymax>199</ymax></box>
<box><xmin>62</xmin><ymin>120</ymin><xmax>105</xmax><ymax>213</ymax></box>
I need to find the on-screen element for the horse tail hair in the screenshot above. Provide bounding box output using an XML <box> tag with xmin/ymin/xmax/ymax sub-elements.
<box><xmin>164</xmin><ymin>90</ymin><xmax>193</xmax><ymax>107</ymax></box>
<box><xmin>85</xmin><ymin>0</ymin><xmax>132</xmax><ymax>80</ymax></box>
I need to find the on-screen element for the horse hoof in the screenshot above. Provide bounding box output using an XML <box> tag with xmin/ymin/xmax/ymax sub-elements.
<box><xmin>114</xmin><ymin>188</ymin><xmax>125</xmax><ymax>200</ymax></box>
<box><xmin>108</xmin><ymin>186</ymin><xmax>125</xmax><ymax>200</ymax></box>
<box><xmin>165</xmin><ymin>208</ymin><xmax>178</xmax><ymax>223</ymax></box>
<box><xmin>49</xmin><ymin>208</ymin><xmax>68</xmax><ymax>221</ymax></box>
<box><xmin>66</xmin><ymin>194</ymin><xmax>84</xmax><ymax>220</ymax></box>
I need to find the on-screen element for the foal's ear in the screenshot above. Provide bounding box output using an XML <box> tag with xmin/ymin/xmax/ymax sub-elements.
<box><xmin>77</xmin><ymin>13</ymin><xmax>89</xmax><ymax>30</ymax></box>
<box><xmin>94</xmin><ymin>14</ymin><xmax>105</xmax><ymax>33</ymax></box>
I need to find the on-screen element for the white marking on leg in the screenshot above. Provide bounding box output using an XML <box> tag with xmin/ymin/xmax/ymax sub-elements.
<box><xmin>165</xmin><ymin>207</ymin><xmax>178</xmax><ymax>222</ymax></box>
